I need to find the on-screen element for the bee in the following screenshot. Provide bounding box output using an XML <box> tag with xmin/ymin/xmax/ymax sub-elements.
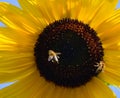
<box><xmin>95</xmin><ymin>61</ymin><xmax>105</xmax><ymax>73</ymax></box>
<box><xmin>48</xmin><ymin>50</ymin><xmax>61</xmax><ymax>64</ymax></box>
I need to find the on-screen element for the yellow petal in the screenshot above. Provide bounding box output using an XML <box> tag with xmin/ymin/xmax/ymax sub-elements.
<box><xmin>0</xmin><ymin>27</ymin><xmax>37</xmax><ymax>52</ymax></box>
<box><xmin>0</xmin><ymin>70</ymin><xmax>39</xmax><ymax>98</ymax></box>
<box><xmin>0</xmin><ymin>47</ymin><xmax>36</xmax><ymax>83</ymax></box>
<box><xmin>0</xmin><ymin>67</ymin><xmax>36</xmax><ymax>83</ymax></box>
<box><xmin>86</xmin><ymin>77</ymin><xmax>116</xmax><ymax>98</ymax></box>
<box><xmin>0</xmin><ymin>34</ymin><xmax>16</xmax><ymax>44</ymax></box>
<box><xmin>104</xmin><ymin>50</ymin><xmax>120</xmax><ymax>67</ymax></box>
<box><xmin>97</xmin><ymin>9</ymin><xmax>120</xmax><ymax>34</ymax></box>
<box><xmin>74</xmin><ymin>85</ymin><xmax>95</xmax><ymax>98</ymax></box>
<box><xmin>89</xmin><ymin>0</ymin><xmax>118</xmax><ymax>29</ymax></box>
<box><xmin>105</xmin><ymin>67</ymin><xmax>120</xmax><ymax>78</ymax></box>
<box><xmin>0</xmin><ymin>71</ymin><xmax>59</xmax><ymax>98</ymax></box>
<box><xmin>0</xmin><ymin>70</ymin><xmax>117</xmax><ymax>98</ymax></box>
<box><xmin>63</xmin><ymin>0</ymin><xmax>81</xmax><ymax>18</ymax></box>
<box><xmin>18</xmin><ymin>0</ymin><xmax>61</xmax><ymax>24</ymax></box>
<box><xmin>98</xmin><ymin>71</ymin><xmax>120</xmax><ymax>86</ymax></box>
<box><xmin>101</xmin><ymin>50</ymin><xmax>120</xmax><ymax>86</ymax></box>
<box><xmin>0</xmin><ymin>52</ymin><xmax>34</xmax><ymax>70</ymax></box>
<box><xmin>103</xmin><ymin>38</ymin><xmax>120</xmax><ymax>51</ymax></box>
<box><xmin>76</xmin><ymin>0</ymin><xmax>104</xmax><ymax>24</ymax></box>
<box><xmin>99</xmin><ymin>19</ymin><xmax>120</xmax><ymax>50</ymax></box>
<box><xmin>0</xmin><ymin>2</ymin><xmax>40</xmax><ymax>34</ymax></box>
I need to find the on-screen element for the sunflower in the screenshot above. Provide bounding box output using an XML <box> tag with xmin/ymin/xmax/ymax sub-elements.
<box><xmin>0</xmin><ymin>0</ymin><xmax>120</xmax><ymax>98</ymax></box>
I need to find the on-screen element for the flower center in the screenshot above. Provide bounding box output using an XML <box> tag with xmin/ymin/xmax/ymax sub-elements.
<box><xmin>34</xmin><ymin>18</ymin><xmax>104</xmax><ymax>88</ymax></box>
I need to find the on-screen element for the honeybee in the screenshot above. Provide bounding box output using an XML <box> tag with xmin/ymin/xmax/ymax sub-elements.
<box><xmin>48</xmin><ymin>50</ymin><xmax>61</xmax><ymax>64</ymax></box>
<box><xmin>95</xmin><ymin>61</ymin><xmax>105</xmax><ymax>73</ymax></box>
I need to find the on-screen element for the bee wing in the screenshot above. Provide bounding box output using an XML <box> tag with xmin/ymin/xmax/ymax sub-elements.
<box><xmin>53</xmin><ymin>56</ymin><xmax>59</xmax><ymax>62</ymax></box>
<box><xmin>48</xmin><ymin>56</ymin><xmax>54</xmax><ymax>61</ymax></box>
<box><xmin>56</xmin><ymin>52</ymin><xmax>61</xmax><ymax>55</ymax></box>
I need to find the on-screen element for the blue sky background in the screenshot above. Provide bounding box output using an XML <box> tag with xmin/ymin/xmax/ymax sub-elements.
<box><xmin>0</xmin><ymin>0</ymin><xmax>120</xmax><ymax>98</ymax></box>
